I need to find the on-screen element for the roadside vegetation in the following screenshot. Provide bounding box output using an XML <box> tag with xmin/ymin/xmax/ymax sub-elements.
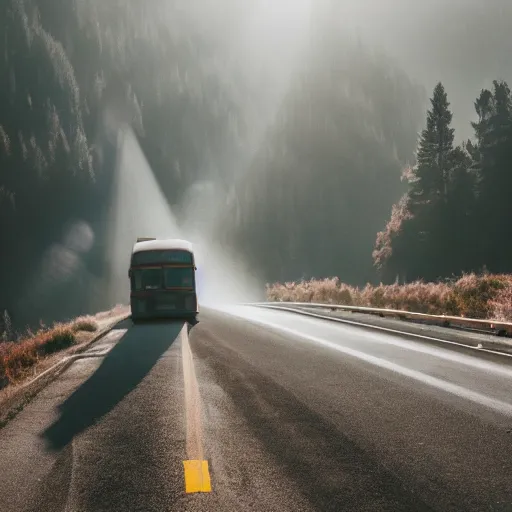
<box><xmin>267</xmin><ymin>273</ymin><xmax>512</xmax><ymax>322</ymax></box>
<box><xmin>0</xmin><ymin>306</ymin><xmax>127</xmax><ymax>389</ymax></box>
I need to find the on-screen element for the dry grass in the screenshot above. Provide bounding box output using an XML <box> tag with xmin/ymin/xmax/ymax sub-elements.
<box><xmin>94</xmin><ymin>304</ymin><xmax>128</xmax><ymax>321</ymax></box>
<box><xmin>0</xmin><ymin>307</ymin><xmax>128</xmax><ymax>389</ymax></box>
<box><xmin>266</xmin><ymin>273</ymin><xmax>512</xmax><ymax>322</ymax></box>
<box><xmin>0</xmin><ymin>304</ymin><xmax>129</xmax><ymax>430</ymax></box>
<box><xmin>71</xmin><ymin>315</ymin><xmax>98</xmax><ymax>333</ymax></box>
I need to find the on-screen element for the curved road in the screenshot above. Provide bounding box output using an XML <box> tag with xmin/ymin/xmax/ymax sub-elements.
<box><xmin>1</xmin><ymin>307</ymin><xmax>512</xmax><ymax>511</ymax></box>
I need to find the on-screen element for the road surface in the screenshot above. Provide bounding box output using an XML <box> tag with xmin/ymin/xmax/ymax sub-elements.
<box><xmin>1</xmin><ymin>306</ymin><xmax>512</xmax><ymax>511</ymax></box>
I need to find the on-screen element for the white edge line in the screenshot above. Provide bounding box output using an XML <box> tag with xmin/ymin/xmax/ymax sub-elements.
<box><xmin>234</xmin><ymin>307</ymin><xmax>512</xmax><ymax>416</ymax></box>
<box><xmin>255</xmin><ymin>305</ymin><xmax>512</xmax><ymax>360</ymax></box>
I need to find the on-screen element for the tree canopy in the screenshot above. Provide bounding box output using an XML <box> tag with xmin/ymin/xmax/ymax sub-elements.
<box><xmin>374</xmin><ymin>80</ymin><xmax>512</xmax><ymax>282</ymax></box>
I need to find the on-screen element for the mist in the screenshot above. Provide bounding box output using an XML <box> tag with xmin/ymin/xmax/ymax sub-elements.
<box><xmin>1</xmin><ymin>0</ymin><xmax>512</xmax><ymax>329</ymax></box>
<box><xmin>333</xmin><ymin>0</ymin><xmax>512</xmax><ymax>138</ymax></box>
<box><xmin>107</xmin><ymin>124</ymin><xmax>262</xmax><ymax>308</ymax></box>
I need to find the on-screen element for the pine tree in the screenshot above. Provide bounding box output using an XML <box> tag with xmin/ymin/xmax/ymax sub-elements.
<box><xmin>409</xmin><ymin>82</ymin><xmax>455</xmax><ymax>210</ymax></box>
<box><xmin>403</xmin><ymin>83</ymin><xmax>457</xmax><ymax>278</ymax></box>
<box><xmin>374</xmin><ymin>82</ymin><xmax>475</xmax><ymax>281</ymax></box>
<box><xmin>471</xmin><ymin>81</ymin><xmax>512</xmax><ymax>271</ymax></box>
<box><xmin>444</xmin><ymin>144</ymin><xmax>476</xmax><ymax>272</ymax></box>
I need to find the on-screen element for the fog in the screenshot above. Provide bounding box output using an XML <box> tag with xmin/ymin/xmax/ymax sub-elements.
<box><xmin>335</xmin><ymin>0</ymin><xmax>512</xmax><ymax>138</ymax></box>
<box><xmin>107</xmin><ymin>125</ymin><xmax>262</xmax><ymax>307</ymax></box>
<box><xmin>2</xmin><ymin>0</ymin><xmax>512</xmax><ymax>329</ymax></box>
<box><xmin>100</xmin><ymin>0</ymin><xmax>316</xmax><ymax>308</ymax></box>
<box><xmin>172</xmin><ymin>0</ymin><xmax>512</xmax><ymax>153</ymax></box>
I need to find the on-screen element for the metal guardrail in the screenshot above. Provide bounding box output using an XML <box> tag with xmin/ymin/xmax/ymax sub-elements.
<box><xmin>250</xmin><ymin>302</ymin><xmax>512</xmax><ymax>337</ymax></box>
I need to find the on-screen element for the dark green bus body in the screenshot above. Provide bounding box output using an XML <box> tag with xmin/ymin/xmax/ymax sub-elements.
<box><xmin>129</xmin><ymin>240</ymin><xmax>198</xmax><ymax>322</ymax></box>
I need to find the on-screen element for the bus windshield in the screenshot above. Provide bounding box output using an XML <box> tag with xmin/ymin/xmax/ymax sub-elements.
<box><xmin>133</xmin><ymin>268</ymin><xmax>162</xmax><ymax>290</ymax></box>
<box><xmin>164</xmin><ymin>267</ymin><xmax>194</xmax><ymax>288</ymax></box>
<box><xmin>131</xmin><ymin>267</ymin><xmax>194</xmax><ymax>290</ymax></box>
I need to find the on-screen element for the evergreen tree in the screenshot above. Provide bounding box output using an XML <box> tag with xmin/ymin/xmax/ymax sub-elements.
<box><xmin>409</xmin><ymin>82</ymin><xmax>454</xmax><ymax>210</ymax></box>
<box><xmin>374</xmin><ymin>82</ymin><xmax>475</xmax><ymax>281</ymax></box>
<box><xmin>0</xmin><ymin>0</ymin><xmax>251</xmax><ymax>329</ymax></box>
<box><xmin>471</xmin><ymin>81</ymin><xmax>512</xmax><ymax>271</ymax></box>
<box><xmin>400</xmin><ymin>82</ymin><xmax>456</xmax><ymax>279</ymax></box>
<box><xmin>444</xmin><ymin>144</ymin><xmax>476</xmax><ymax>272</ymax></box>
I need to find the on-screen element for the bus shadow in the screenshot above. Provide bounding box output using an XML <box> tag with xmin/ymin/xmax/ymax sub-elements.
<box><xmin>41</xmin><ymin>319</ymin><xmax>185</xmax><ymax>451</ymax></box>
<box><xmin>133</xmin><ymin>315</ymin><xmax>200</xmax><ymax>333</ymax></box>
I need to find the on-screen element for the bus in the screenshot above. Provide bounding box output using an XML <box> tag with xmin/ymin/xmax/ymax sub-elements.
<box><xmin>128</xmin><ymin>238</ymin><xmax>198</xmax><ymax>322</ymax></box>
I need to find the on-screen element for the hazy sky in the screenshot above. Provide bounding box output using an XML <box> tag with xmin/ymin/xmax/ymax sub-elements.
<box><xmin>93</xmin><ymin>0</ymin><xmax>512</xmax><ymax>150</ymax></box>
<box><xmin>210</xmin><ymin>0</ymin><xmax>512</xmax><ymax>140</ymax></box>
<box><xmin>209</xmin><ymin>0</ymin><xmax>512</xmax><ymax>140</ymax></box>
<box><xmin>335</xmin><ymin>0</ymin><xmax>512</xmax><ymax>138</ymax></box>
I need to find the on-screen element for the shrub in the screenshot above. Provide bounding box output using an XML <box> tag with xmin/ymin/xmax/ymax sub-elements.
<box><xmin>72</xmin><ymin>316</ymin><xmax>98</xmax><ymax>333</ymax></box>
<box><xmin>490</xmin><ymin>285</ymin><xmax>512</xmax><ymax>322</ymax></box>
<box><xmin>266</xmin><ymin>273</ymin><xmax>512</xmax><ymax>321</ymax></box>
<box><xmin>447</xmin><ymin>274</ymin><xmax>507</xmax><ymax>319</ymax></box>
<box><xmin>39</xmin><ymin>326</ymin><xmax>76</xmax><ymax>355</ymax></box>
<box><xmin>0</xmin><ymin>305</ymin><xmax>124</xmax><ymax>389</ymax></box>
<box><xmin>0</xmin><ymin>324</ymin><xmax>77</xmax><ymax>386</ymax></box>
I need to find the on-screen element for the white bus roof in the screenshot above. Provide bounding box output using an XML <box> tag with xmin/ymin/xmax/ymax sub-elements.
<box><xmin>132</xmin><ymin>238</ymin><xmax>194</xmax><ymax>254</ymax></box>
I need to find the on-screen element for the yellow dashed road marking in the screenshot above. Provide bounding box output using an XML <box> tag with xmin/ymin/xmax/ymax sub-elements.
<box><xmin>183</xmin><ymin>460</ymin><xmax>212</xmax><ymax>493</ymax></box>
<box><xmin>181</xmin><ymin>325</ymin><xmax>212</xmax><ymax>493</ymax></box>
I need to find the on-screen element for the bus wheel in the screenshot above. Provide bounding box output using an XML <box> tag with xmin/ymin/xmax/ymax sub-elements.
<box><xmin>187</xmin><ymin>315</ymin><xmax>198</xmax><ymax>325</ymax></box>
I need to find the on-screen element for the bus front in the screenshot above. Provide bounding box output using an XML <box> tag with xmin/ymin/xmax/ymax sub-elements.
<box><xmin>129</xmin><ymin>240</ymin><xmax>198</xmax><ymax>322</ymax></box>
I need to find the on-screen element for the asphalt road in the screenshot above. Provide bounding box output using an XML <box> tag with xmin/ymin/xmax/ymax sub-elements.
<box><xmin>1</xmin><ymin>306</ymin><xmax>512</xmax><ymax>511</ymax></box>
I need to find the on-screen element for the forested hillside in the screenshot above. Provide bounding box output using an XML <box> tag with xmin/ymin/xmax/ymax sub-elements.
<box><xmin>221</xmin><ymin>31</ymin><xmax>424</xmax><ymax>285</ymax></box>
<box><xmin>374</xmin><ymin>80</ymin><xmax>512</xmax><ymax>283</ymax></box>
<box><xmin>1</xmin><ymin>0</ymin><xmax>512</xmax><ymax>330</ymax></box>
<box><xmin>0</xmin><ymin>0</ymin><xmax>245</xmax><ymax>328</ymax></box>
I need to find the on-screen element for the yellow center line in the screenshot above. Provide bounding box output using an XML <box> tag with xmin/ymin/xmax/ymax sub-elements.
<box><xmin>181</xmin><ymin>324</ymin><xmax>212</xmax><ymax>493</ymax></box>
<box><xmin>183</xmin><ymin>460</ymin><xmax>212</xmax><ymax>494</ymax></box>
